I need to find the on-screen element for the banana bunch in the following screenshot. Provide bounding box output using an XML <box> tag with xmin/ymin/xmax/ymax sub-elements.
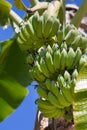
<box><xmin>36</xmin><ymin>69</ymin><xmax>77</xmax><ymax>118</ymax></box>
<box><xmin>36</xmin><ymin>99</ymin><xmax>64</xmax><ymax>118</ymax></box>
<box><xmin>17</xmin><ymin>11</ymin><xmax>60</xmax><ymax>52</ymax></box>
<box><xmin>56</xmin><ymin>24</ymin><xmax>87</xmax><ymax>53</ymax></box>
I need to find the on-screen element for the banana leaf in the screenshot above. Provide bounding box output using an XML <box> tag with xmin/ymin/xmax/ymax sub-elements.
<box><xmin>0</xmin><ymin>38</ymin><xmax>31</xmax><ymax>122</ymax></box>
<box><xmin>73</xmin><ymin>63</ymin><xmax>87</xmax><ymax>130</ymax></box>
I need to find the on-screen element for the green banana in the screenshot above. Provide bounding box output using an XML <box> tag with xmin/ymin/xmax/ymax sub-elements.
<box><xmin>43</xmin><ymin>10</ymin><xmax>49</xmax><ymax>25</ymax></box>
<box><xmin>61</xmin><ymin>84</ymin><xmax>73</xmax><ymax>103</ymax></box>
<box><xmin>57</xmin><ymin>74</ymin><xmax>66</xmax><ymax>88</ymax></box>
<box><xmin>37</xmin><ymin>87</ymin><xmax>48</xmax><ymax>99</ymax></box>
<box><xmin>45</xmin><ymin>51</ymin><xmax>55</xmax><ymax>73</ymax></box>
<box><xmin>52</xmin><ymin>43</ymin><xmax>59</xmax><ymax>51</ymax></box>
<box><xmin>58</xmin><ymin>92</ymin><xmax>71</xmax><ymax>107</ymax></box>
<box><xmin>17</xmin><ymin>34</ymin><xmax>33</xmax><ymax>51</ymax></box>
<box><xmin>72</xmin><ymin>47</ymin><xmax>82</xmax><ymax>68</ymax></box>
<box><xmin>64</xmin><ymin>70</ymin><xmax>71</xmax><ymax>83</ymax></box>
<box><xmin>53</xmin><ymin>49</ymin><xmax>61</xmax><ymax>70</ymax></box>
<box><xmin>38</xmin><ymin>47</ymin><xmax>46</xmax><ymax>60</ymax></box>
<box><xmin>80</xmin><ymin>36</ymin><xmax>87</xmax><ymax>51</ymax></box>
<box><xmin>48</xmin><ymin>92</ymin><xmax>62</xmax><ymax>108</ymax></box>
<box><xmin>49</xmin><ymin>18</ymin><xmax>60</xmax><ymax>38</ymax></box>
<box><xmin>66</xmin><ymin>47</ymin><xmax>75</xmax><ymax>69</ymax></box>
<box><xmin>50</xmin><ymin>80</ymin><xmax>59</xmax><ymax>98</ymax></box>
<box><xmin>43</xmin><ymin>16</ymin><xmax>54</xmax><ymax>38</ymax></box>
<box><xmin>37</xmin><ymin>99</ymin><xmax>56</xmax><ymax>110</ymax></box>
<box><xmin>36</xmin><ymin>16</ymin><xmax>43</xmax><ymax>38</ymax></box>
<box><xmin>64</xmin><ymin>24</ymin><xmax>75</xmax><ymax>37</ymax></box>
<box><xmin>60</xmin><ymin>48</ymin><xmax>67</xmax><ymax>70</ymax></box>
<box><xmin>33</xmin><ymin>61</ymin><xmax>46</xmax><ymax>82</ymax></box>
<box><xmin>18</xmin><ymin>30</ymin><xmax>27</xmax><ymax>42</ymax></box>
<box><xmin>45</xmin><ymin>79</ymin><xmax>52</xmax><ymax>91</ymax></box>
<box><xmin>71</xmin><ymin>35</ymin><xmax>81</xmax><ymax>50</ymax></box>
<box><xmin>46</xmin><ymin>45</ymin><xmax>53</xmax><ymax>54</ymax></box>
<box><xmin>56</xmin><ymin>28</ymin><xmax>63</xmax><ymax>45</ymax></box>
<box><xmin>32</xmin><ymin>11</ymin><xmax>39</xmax><ymax>34</ymax></box>
<box><xmin>53</xmin><ymin>108</ymin><xmax>64</xmax><ymax>119</ymax></box>
<box><xmin>20</xmin><ymin>26</ymin><xmax>31</xmax><ymax>41</ymax></box>
<box><xmin>72</xmin><ymin>69</ymin><xmax>78</xmax><ymax>79</ymax></box>
<box><xmin>64</xmin><ymin>29</ymin><xmax>79</xmax><ymax>46</ymax></box>
<box><xmin>78</xmin><ymin>55</ymin><xmax>87</xmax><ymax>70</ymax></box>
<box><xmin>26</xmin><ymin>54</ymin><xmax>34</xmax><ymax>65</ymax></box>
<box><xmin>70</xmin><ymin>79</ymin><xmax>76</xmax><ymax>97</ymax></box>
<box><xmin>61</xmin><ymin>42</ymin><xmax>67</xmax><ymax>50</ymax></box>
<box><xmin>25</xmin><ymin>20</ymin><xmax>37</xmax><ymax>41</ymax></box>
<box><xmin>40</xmin><ymin>58</ymin><xmax>51</xmax><ymax>78</ymax></box>
<box><xmin>39</xmin><ymin>106</ymin><xmax>63</xmax><ymax>118</ymax></box>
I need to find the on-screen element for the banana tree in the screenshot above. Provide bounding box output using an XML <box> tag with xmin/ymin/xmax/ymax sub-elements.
<box><xmin>0</xmin><ymin>0</ymin><xmax>87</xmax><ymax>130</ymax></box>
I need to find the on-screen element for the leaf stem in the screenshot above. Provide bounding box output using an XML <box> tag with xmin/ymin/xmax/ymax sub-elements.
<box><xmin>9</xmin><ymin>10</ymin><xmax>24</xmax><ymax>26</ymax></box>
<box><xmin>71</xmin><ymin>0</ymin><xmax>87</xmax><ymax>28</ymax></box>
<box><xmin>30</xmin><ymin>0</ymin><xmax>39</xmax><ymax>6</ymax></box>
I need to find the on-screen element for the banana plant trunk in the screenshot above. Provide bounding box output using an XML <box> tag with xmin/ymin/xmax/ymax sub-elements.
<box><xmin>34</xmin><ymin>4</ymin><xmax>87</xmax><ymax>130</ymax></box>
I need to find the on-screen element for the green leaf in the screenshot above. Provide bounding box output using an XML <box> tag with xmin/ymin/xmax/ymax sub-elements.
<box><xmin>14</xmin><ymin>0</ymin><xmax>28</xmax><ymax>11</ymax></box>
<box><xmin>73</xmin><ymin>63</ymin><xmax>87</xmax><ymax>130</ymax></box>
<box><xmin>0</xmin><ymin>72</ymin><xmax>28</xmax><ymax>122</ymax></box>
<box><xmin>2</xmin><ymin>39</ymin><xmax>32</xmax><ymax>86</ymax></box>
<box><xmin>0</xmin><ymin>0</ymin><xmax>12</xmax><ymax>15</ymax></box>
<box><xmin>0</xmin><ymin>38</ymin><xmax>31</xmax><ymax>122</ymax></box>
<box><xmin>0</xmin><ymin>39</ymin><xmax>13</xmax><ymax>64</ymax></box>
<box><xmin>0</xmin><ymin>0</ymin><xmax>12</xmax><ymax>26</ymax></box>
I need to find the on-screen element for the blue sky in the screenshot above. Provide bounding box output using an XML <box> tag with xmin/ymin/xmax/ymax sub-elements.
<box><xmin>0</xmin><ymin>0</ymin><xmax>82</xmax><ymax>130</ymax></box>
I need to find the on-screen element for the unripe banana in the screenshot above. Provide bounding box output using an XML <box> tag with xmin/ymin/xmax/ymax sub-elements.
<box><xmin>64</xmin><ymin>70</ymin><xmax>71</xmax><ymax>83</ymax></box>
<box><xmin>50</xmin><ymin>81</ymin><xmax>59</xmax><ymax>98</ymax></box>
<box><xmin>18</xmin><ymin>30</ymin><xmax>27</xmax><ymax>42</ymax></box>
<box><xmin>71</xmin><ymin>35</ymin><xmax>81</xmax><ymax>50</ymax></box>
<box><xmin>70</xmin><ymin>79</ymin><xmax>76</xmax><ymax>97</ymax></box>
<box><xmin>61</xmin><ymin>84</ymin><xmax>73</xmax><ymax>103</ymax></box>
<box><xmin>61</xmin><ymin>42</ymin><xmax>67</xmax><ymax>50</ymax></box>
<box><xmin>49</xmin><ymin>18</ymin><xmax>60</xmax><ymax>38</ymax></box>
<box><xmin>38</xmin><ymin>47</ymin><xmax>46</xmax><ymax>60</ymax></box>
<box><xmin>45</xmin><ymin>79</ymin><xmax>52</xmax><ymax>91</ymax></box>
<box><xmin>80</xmin><ymin>36</ymin><xmax>87</xmax><ymax>51</ymax></box>
<box><xmin>79</xmin><ymin>55</ymin><xmax>87</xmax><ymax>70</ymax></box>
<box><xmin>58</xmin><ymin>92</ymin><xmax>71</xmax><ymax>107</ymax></box>
<box><xmin>45</xmin><ymin>51</ymin><xmax>55</xmax><ymax>73</ymax></box>
<box><xmin>53</xmin><ymin>49</ymin><xmax>61</xmax><ymax>70</ymax></box>
<box><xmin>39</xmin><ymin>106</ymin><xmax>63</xmax><ymax>118</ymax></box>
<box><xmin>57</xmin><ymin>74</ymin><xmax>66</xmax><ymax>88</ymax></box>
<box><xmin>37</xmin><ymin>87</ymin><xmax>48</xmax><ymax>99</ymax></box>
<box><xmin>43</xmin><ymin>16</ymin><xmax>54</xmax><ymax>38</ymax></box>
<box><xmin>40</xmin><ymin>58</ymin><xmax>51</xmax><ymax>78</ymax></box>
<box><xmin>26</xmin><ymin>54</ymin><xmax>34</xmax><ymax>65</ymax></box>
<box><xmin>56</xmin><ymin>28</ymin><xmax>63</xmax><ymax>45</ymax></box>
<box><xmin>64</xmin><ymin>29</ymin><xmax>79</xmax><ymax>46</ymax></box>
<box><xmin>33</xmin><ymin>61</ymin><xmax>46</xmax><ymax>82</ymax></box>
<box><xmin>37</xmin><ymin>99</ymin><xmax>56</xmax><ymax>110</ymax></box>
<box><xmin>36</xmin><ymin>16</ymin><xmax>43</xmax><ymax>38</ymax></box>
<box><xmin>46</xmin><ymin>45</ymin><xmax>53</xmax><ymax>54</ymax></box>
<box><xmin>53</xmin><ymin>108</ymin><xmax>64</xmax><ymax>119</ymax></box>
<box><xmin>72</xmin><ymin>47</ymin><xmax>82</xmax><ymax>68</ymax></box>
<box><xmin>72</xmin><ymin>69</ymin><xmax>78</xmax><ymax>79</ymax></box>
<box><xmin>20</xmin><ymin>26</ymin><xmax>31</xmax><ymax>41</ymax></box>
<box><xmin>64</xmin><ymin>24</ymin><xmax>75</xmax><ymax>37</ymax></box>
<box><xmin>32</xmin><ymin>11</ymin><xmax>39</xmax><ymax>34</ymax></box>
<box><xmin>17</xmin><ymin>36</ymin><xmax>33</xmax><ymax>51</ymax></box>
<box><xmin>52</xmin><ymin>43</ymin><xmax>59</xmax><ymax>51</ymax></box>
<box><xmin>60</xmin><ymin>48</ymin><xmax>67</xmax><ymax>70</ymax></box>
<box><xmin>26</xmin><ymin>20</ymin><xmax>37</xmax><ymax>41</ymax></box>
<box><xmin>43</xmin><ymin>10</ymin><xmax>49</xmax><ymax>25</ymax></box>
<box><xmin>66</xmin><ymin>47</ymin><xmax>75</xmax><ymax>69</ymax></box>
<box><xmin>48</xmin><ymin>92</ymin><xmax>62</xmax><ymax>108</ymax></box>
